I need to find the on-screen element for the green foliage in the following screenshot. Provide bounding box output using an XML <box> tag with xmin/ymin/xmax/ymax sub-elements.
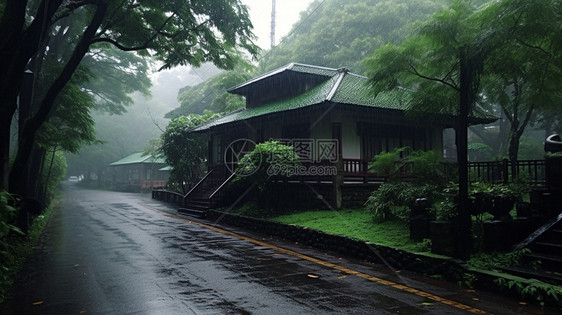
<box><xmin>407</xmin><ymin>149</ymin><xmax>455</xmax><ymax>184</ymax></box>
<box><xmin>0</xmin><ymin>190</ymin><xmax>23</xmax><ymax>244</ymax></box>
<box><xmin>365</xmin><ymin>182</ymin><xmax>438</xmax><ymax>222</ymax></box>
<box><xmin>518</xmin><ymin>136</ymin><xmax>544</xmax><ymax>160</ymax></box>
<box><xmin>232</xmin><ymin>202</ymin><xmax>262</xmax><ymax>218</ymax></box>
<box><xmin>367</xmin><ymin>147</ymin><xmax>457</xmax><ymax>222</ymax></box>
<box><xmin>469</xmin><ymin>248</ymin><xmax>531</xmax><ymax>271</ymax></box>
<box><xmin>0</xmin><ymin>201</ymin><xmax>53</xmax><ymax>304</ymax></box>
<box><xmin>369</xmin><ymin>146</ymin><xmax>454</xmax><ymax>184</ymax></box>
<box><xmin>260</xmin><ymin>0</ymin><xmax>447</xmax><ymax>73</ymax></box>
<box><xmin>41</xmin><ymin>151</ymin><xmax>67</xmax><ymax>204</ymax></box>
<box><xmin>468</xmin><ymin>142</ymin><xmax>495</xmax><ymax>161</ymax></box>
<box><xmin>160</xmin><ymin>111</ymin><xmax>222</xmax><ymax>192</ymax></box>
<box><xmin>493</xmin><ymin>276</ymin><xmax>562</xmax><ymax>307</ymax></box>
<box><xmin>2</xmin><ymin>0</ymin><xmax>260</xmax><ymax>191</ymax></box>
<box><xmin>433</xmin><ymin>198</ymin><xmax>459</xmax><ymax>221</ymax></box>
<box><xmin>365</xmin><ymin>0</ymin><xmax>562</xmax><ymax>161</ymax></box>
<box><xmin>234</xmin><ymin>141</ymin><xmax>301</xmax><ymax>190</ymax></box>
<box><xmin>96</xmin><ymin>0</ymin><xmax>260</xmax><ymax>71</ymax></box>
<box><xmin>368</xmin><ymin>147</ymin><xmax>406</xmax><ymax>180</ymax></box>
<box><xmin>271</xmin><ymin>209</ymin><xmax>426</xmax><ymax>251</ymax></box>
<box><xmin>170</xmin><ymin>69</ymin><xmax>253</xmax><ymax>117</ymax></box>
<box><xmin>470</xmin><ymin>182</ymin><xmax>519</xmax><ymax>200</ymax></box>
<box><xmin>36</xmin><ymin>65</ymin><xmax>101</xmax><ymax>154</ymax></box>
<box><xmin>364</xmin><ymin>0</ymin><xmax>484</xmax><ymax>119</ymax></box>
<box><xmin>0</xmin><ymin>190</ymin><xmax>23</xmax><ymax>301</ymax></box>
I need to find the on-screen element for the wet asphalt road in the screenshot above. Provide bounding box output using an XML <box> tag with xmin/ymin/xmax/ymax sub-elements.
<box><xmin>1</xmin><ymin>182</ymin><xmax>557</xmax><ymax>314</ymax></box>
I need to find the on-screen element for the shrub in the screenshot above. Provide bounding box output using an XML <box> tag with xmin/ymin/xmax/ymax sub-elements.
<box><xmin>234</xmin><ymin>141</ymin><xmax>301</xmax><ymax>190</ymax></box>
<box><xmin>368</xmin><ymin>147</ymin><xmax>407</xmax><ymax>181</ymax></box>
<box><xmin>365</xmin><ymin>182</ymin><xmax>438</xmax><ymax>222</ymax></box>
<box><xmin>368</xmin><ymin>146</ymin><xmax>455</xmax><ymax>185</ymax></box>
<box><xmin>0</xmin><ymin>190</ymin><xmax>23</xmax><ymax>297</ymax></box>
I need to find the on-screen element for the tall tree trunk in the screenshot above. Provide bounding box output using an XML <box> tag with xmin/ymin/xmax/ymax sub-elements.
<box><xmin>0</xmin><ymin>0</ymin><xmax>65</xmax><ymax>189</ymax></box>
<box><xmin>8</xmin><ymin>2</ymin><xmax>107</xmax><ymax>195</ymax></box>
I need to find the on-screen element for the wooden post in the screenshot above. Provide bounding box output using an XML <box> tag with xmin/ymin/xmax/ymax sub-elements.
<box><xmin>332</xmin><ymin>123</ymin><xmax>343</xmax><ymax>209</ymax></box>
<box><xmin>502</xmin><ymin>158</ymin><xmax>509</xmax><ymax>184</ymax></box>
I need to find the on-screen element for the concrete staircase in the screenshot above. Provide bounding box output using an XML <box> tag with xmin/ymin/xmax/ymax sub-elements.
<box><xmin>503</xmin><ymin>213</ymin><xmax>562</xmax><ymax>285</ymax></box>
<box><xmin>178</xmin><ymin>166</ymin><xmax>234</xmax><ymax>218</ymax></box>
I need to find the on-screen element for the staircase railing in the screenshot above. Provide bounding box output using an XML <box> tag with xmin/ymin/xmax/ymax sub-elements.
<box><xmin>183</xmin><ymin>169</ymin><xmax>215</xmax><ymax>199</ymax></box>
<box><xmin>208</xmin><ymin>172</ymin><xmax>236</xmax><ymax>207</ymax></box>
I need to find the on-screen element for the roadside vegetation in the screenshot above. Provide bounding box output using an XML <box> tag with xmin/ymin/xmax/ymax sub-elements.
<box><xmin>0</xmin><ymin>194</ymin><xmax>56</xmax><ymax>304</ymax></box>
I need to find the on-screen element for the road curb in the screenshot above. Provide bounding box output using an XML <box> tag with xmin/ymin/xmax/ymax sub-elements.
<box><xmin>204</xmin><ymin>210</ymin><xmax>562</xmax><ymax>310</ymax></box>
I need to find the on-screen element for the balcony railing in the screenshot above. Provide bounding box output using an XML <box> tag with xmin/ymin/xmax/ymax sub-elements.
<box><xmin>467</xmin><ymin>159</ymin><xmax>546</xmax><ymax>186</ymax></box>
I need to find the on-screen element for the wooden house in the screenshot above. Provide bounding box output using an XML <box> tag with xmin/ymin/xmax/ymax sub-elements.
<box><xmin>182</xmin><ymin>63</ymin><xmax>495</xmax><ymax>212</ymax></box>
<box><xmin>109</xmin><ymin>152</ymin><xmax>169</xmax><ymax>191</ymax></box>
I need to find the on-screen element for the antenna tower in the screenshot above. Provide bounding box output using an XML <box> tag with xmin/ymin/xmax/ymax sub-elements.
<box><xmin>270</xmin><ymin>0</ymin><xmax>276</xmax><ymax>48</ymax></box>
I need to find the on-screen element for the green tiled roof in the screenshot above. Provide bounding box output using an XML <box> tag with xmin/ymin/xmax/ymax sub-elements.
<box><xmin>109</xmin><ymin>152</ymin><xmax>166</xmax><ymax>166</ymax></box>
<box><xmin>228</xmin><ymin>63</ymin><xmax>339</xmax><ymax>94</ymax></box>
<box><xmin>193</xmin><ymin>63</ymin><xmax>496</xmax><ymax>132</ymax></box>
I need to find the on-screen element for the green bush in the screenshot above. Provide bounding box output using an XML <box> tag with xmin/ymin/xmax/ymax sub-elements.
<box><xmin>234</xmin><ymin>141</ymin><xmax>301</xmax><ymax>190</ymax></box>
<box><xmin>0</xmin><ymin>190</ymin><xmax>23</xmax><ymax>300</ymax></box>
<box><xmin>366</xmin><ymin>148</ymin><xmax>457</xmax><ymax>222</ymax></box>
<box><xmin>368</xmin><ymin>147</ymin><xmax>406</xmax><ymax>180</ymax></box>
<box><xmin>368</xmin><ymin>146</ymin><xmax>455</xmax><ymax>184</ymax></box>
<box><xmin>365</xmin><ymin>182</ymin><xmax>438</xmax><ymax>222</ymax></box>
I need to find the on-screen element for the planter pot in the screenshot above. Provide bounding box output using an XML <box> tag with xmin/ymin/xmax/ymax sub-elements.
<box><xmin>515</xmin><ymin>201</ymin><xmax>531</xmax><ymax>218</ymax></box>
<box><xmin>410</xmin><ymin>215</ymin><xmax>430</xmax><ymax>241</ymax></box>
<box><xmin>489</xmin><ymin>197</ymin><xmax>515</xmax><ymax>220</ymax></box>
<box><xmin>470</xmin><ymin>192</ymin><xmax>492</xmax><ymax>216</ymax></box>
<box><xmin>429</xmin><ymin>221</ymin><xmax>456</xmax><ymax>257</ymax></box>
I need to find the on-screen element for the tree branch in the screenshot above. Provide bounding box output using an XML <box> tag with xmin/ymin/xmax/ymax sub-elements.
<box><xmin>407</xmin><ymin>63</ymin><xmax>460</xmax><ymax>91</ymax></box>
<box><xmin>91</xmin><ymin>12</ymin><xmax>176</xmax><ymax>52</ymax></box>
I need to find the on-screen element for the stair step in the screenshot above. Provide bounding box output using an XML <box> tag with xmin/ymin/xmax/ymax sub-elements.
<box><xmin>178</xmin><ymin>207</ymin><xmax>207</xmax><ymax>218</ymax></box>
<box><xmin>539</xmin><ymin>229</ymin><xmax>562</xmax><ymax>242</ymax></box>
<box><xmin>183</xmin><ymin>204</ymin><xmax>208</xmax><ymax>211</ymax></box>
<box><xmin>501</xmin><ymin>266</ymin><xmax>562</xmax><ymax>286</ymax></box>
<box><xmin>531</xmin><ymin>241</ymin><xmax>562</xmax><ymax>257</ymax></box>
<box><xmin>524</xmin><ymin>253</ymin><xmax>562</xmax><ymax>272</ymax></box>
<box><xmin>185</xmin><ymin>198</ymin><xmax>210</xmax><ymax>205</ymax></box>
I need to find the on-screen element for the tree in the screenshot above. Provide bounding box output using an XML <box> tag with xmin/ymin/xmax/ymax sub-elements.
<box><xmin>160</xmin><ymin>111</ymin><xmax>222</xmax><ymax>193</ymax></box>
<box><xmin>169</xmin><ymin>67</ymin><xmax>255</xmax><ymax>117</ymax></box>
<box><xmin>477</xmin><ymin>0</ymin><xmax>562</xmax><ymax>161</ymax></box>
<box><xmin>363</xmin><ymin>0</ymin><xmax>494</xmax><ymax>259</ymax></box>
<box><xmin>259</xmin><ymin>0</ymin><xmax>448</xmax><ymax>73</ymax></box>
<box><xmin>364</xmin><ymin>0</ymin><xmax>562</xmax><ymax>257</ymax></box>
<box><xmin>0</xmin><ymin>0</ymin><xmax>259</xmax><ymax>193</ymax></box>
<box><xmin>11</xmin><ymin>11</ymin><xmax>152</xmax><ymax>198</ymax></box>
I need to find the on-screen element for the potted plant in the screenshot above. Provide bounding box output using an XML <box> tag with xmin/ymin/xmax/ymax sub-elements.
<box><xmin>470</xmin><ymin>182</ymin><xmax>518</xmax><ymax>220</ymax></box>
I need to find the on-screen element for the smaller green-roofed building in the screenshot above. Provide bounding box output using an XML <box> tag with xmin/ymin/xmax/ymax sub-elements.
<box><xmin>109</xmin><ymin>152</ymin><xmax>169</xmax><ymax>191</ymax></box>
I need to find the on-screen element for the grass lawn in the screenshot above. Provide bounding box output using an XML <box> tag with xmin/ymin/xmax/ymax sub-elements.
<box><xmin>270</xmin><ymin>209</ymin><xmax>431</xmax><ymax>253</ymax></box>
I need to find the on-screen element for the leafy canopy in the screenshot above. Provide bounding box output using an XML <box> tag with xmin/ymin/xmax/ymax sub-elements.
<box><xmin>160</xmin><ymin>111</ymin><xmax>222</xmax><ymax>192</ymax></box>
<box><xmin>260</xmin><ymin>0</ymin><xmax>448</xmax><ymax>73</ymax></box>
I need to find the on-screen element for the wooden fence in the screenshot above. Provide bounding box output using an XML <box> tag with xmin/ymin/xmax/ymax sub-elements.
<box><xmin>467</xmin><ymin>159</ymin><xmax>546</xmax><ymax>186</ymax></box>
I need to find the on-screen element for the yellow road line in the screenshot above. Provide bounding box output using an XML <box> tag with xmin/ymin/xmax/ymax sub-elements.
<box><xmin>140</xmin><ymin>203</ymin><xmax>491</xmax><ymax>315</ymax></box>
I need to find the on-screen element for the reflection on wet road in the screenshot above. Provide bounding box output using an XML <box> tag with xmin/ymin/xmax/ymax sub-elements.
<box><xmin>2</xmin><ymin>183</ymin><xmax>554</xmax><ymax>314</ymax></box>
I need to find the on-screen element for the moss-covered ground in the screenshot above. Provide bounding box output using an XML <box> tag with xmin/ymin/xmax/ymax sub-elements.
<box><xmin>269</xmin><ymin>209</ymin><xmax>432</xmax><ymax>253</ymax></box>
